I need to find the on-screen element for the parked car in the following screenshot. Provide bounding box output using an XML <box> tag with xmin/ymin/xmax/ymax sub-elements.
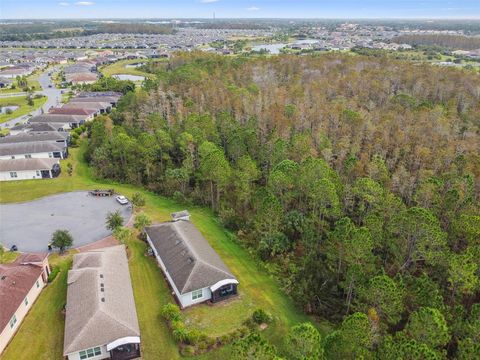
<box><xmin>10</xmin><ymin>245</ymin><xmax>18</xmax><ymax>252</ymax></box>
<box><xmin>116</xmin><ymin>195</ymin><xmax>129</xmax><ymax>205</ymax></box>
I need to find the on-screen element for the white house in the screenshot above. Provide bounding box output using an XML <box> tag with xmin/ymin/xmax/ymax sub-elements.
<box><xmin>145</xmin><ymin>217</ymin><xmax>238</xmax><ymax>308</ymax></box>
<box><xmin>0</xmin><ymin>253</ymin><xmax>50</xmax><ymax>355</ymax></box>
<box><xmin>0</xmin><ymin>158</ymin><xmax>61</xmax><ymax>181</ymax></box>
<box><xmin>63</xmin><ymin>246</ymin><xmax>141</xmax><ymax>360</ymax></box>
<box><xmin>0</xmin><ymin>142</ymin><xmax>67</xmax><ymax>160</ymax></box>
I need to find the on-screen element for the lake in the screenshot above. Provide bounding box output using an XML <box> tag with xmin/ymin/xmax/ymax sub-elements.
<box><xmin>113</xmin><ymin>74</ymin><xmax>145</xmax><ymax>81</ymax></box>
<box><xmin>252</xmin><ymin>39</ymin><xmax>319</xmax><ymax>54</ymax></box>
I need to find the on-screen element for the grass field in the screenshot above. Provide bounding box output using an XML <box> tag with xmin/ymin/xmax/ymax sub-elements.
<box><xmin>100</xmin><ymin>59</ymin><xmax>158</xmax><ymax>80</ymax></box>
<box><xmin>0</xmin><ymin>142</ymin><xmax>321</xmax><ymax>359</ymax></box>
<box><xmin>0</xmin><ymin>95</ymin><xmax>47</xmax><ymax>124</ymax></box>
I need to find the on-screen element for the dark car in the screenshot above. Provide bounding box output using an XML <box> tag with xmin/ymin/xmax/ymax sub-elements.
<box><xmin>10</xmin><ymin>245</ymin><xmax>18</xmax><ymax>252</ymax></box>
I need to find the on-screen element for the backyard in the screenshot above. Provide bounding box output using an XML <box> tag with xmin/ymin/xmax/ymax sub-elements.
<box><xmin>0</xmin><ymin>142</ymin><xmax>322</xmax><ymax>359</ymax></box>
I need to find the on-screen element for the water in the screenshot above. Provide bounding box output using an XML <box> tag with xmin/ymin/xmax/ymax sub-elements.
<box><xmin>112</xmin><ymin>74</ymin><xmax>145</xmax><ymax>81</ymax></box>
<box><xmin>252</xmin><ymin>39</ymin><xmax>319</xmax><ymax>54</ymax></box>
<box><xmin>125</xmin><ymin>63</ymin><xmax>145</xmax><ymax>68</ymax></box>
<box><xmin>0</xmin><ymin>105</ymin><xmax>19</xmax><ymax>114</ymax></box>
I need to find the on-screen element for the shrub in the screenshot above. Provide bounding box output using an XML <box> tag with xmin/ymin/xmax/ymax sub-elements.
<box><xmin>181</xmin><ymin>345</ymin><xmax>196</xmax><ymax>356</ymax></box>
<box><xmin>197</xmin><ymin>340</ymin><xmax>209</xmax><ymax>352</ymax></box>
<box><xmin>252</xmin><ymin>309</ymin><xmax>272</xmax><ymax>324</ymax></box>
<box><xmin>161</xmin><ymin>303</ymin><xmax>181</xmax><ymax>322</ymax></box>
<box><xmin>131</xmin><ymin>192</ymin><xmax>146</xmax><ymax>207</ymax></box>
<box><xmin>48</xmin><ymin>266</ymin><xmax>59</xmax><ymax>282</ymax></box>
<box><xmin>185</xmin><ymin>329</ymin><xmax>203</xmax><ymax>345</ymax></box>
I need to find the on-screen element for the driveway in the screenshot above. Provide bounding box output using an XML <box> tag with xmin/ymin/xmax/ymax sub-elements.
<box><xmin>0</xmin><ymin>191</ymin><xmax>132</xmax><ymax>253</ymax></box>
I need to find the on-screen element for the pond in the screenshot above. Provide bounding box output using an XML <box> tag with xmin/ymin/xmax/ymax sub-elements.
<box><xmin>252</xmin><ymin>39</ymin><xmax>319</xmax><ymax>54</ymax></box>
<box><xmin>0</xmin><ymin>105</ymin><xmax>19</xmax><ymax>114</ymax></box>
<box><xmin>113</xmin><ymin>74</ymin><xmax>145</xmax><ymax>81</ymax></box>
<box><xmin>125</xmin><ymin>62</ymin><xmax>145</xmax><ymax>68</ymax></box>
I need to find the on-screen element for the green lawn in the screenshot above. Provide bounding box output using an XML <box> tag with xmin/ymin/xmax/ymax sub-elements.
<box><xmin>100</xmin><ymin>59</ymin><xmax>160</xmax><ymax>80</ymax></box>
<box><xmin>0</xmin><ymin>141</ymin><xmax>319</xmax><ymax>359</ymax></box>
<box><xmin>0</xmin><ymin>251</ymin><xmax>19</xmax><ymax>264</ymax></box>
<box><xmin>0</xmin><ymin>95</ymin><xmax>47</xmax><ymax>124</ymax></box>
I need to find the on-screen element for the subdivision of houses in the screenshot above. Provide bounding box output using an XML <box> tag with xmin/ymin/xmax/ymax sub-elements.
<box><xmin>145</xmin><ymin>212</ymin><xmax>239</xmax><ymax>308</ymax></box>
<box><xmin>0</xmin><ymin>253</ymin><xmax>50</xmax><ymax>355</ymax></box>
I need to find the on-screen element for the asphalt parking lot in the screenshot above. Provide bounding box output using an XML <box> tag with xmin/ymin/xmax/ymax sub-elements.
<box><xmin>0</xmin><ymin>191</ymin><xmax>132</xmax><ymax>253</ymax></box>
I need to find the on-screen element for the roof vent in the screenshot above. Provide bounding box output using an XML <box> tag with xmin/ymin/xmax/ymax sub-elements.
<box><xmin>181</xmin><ymin>250</ymin><xmax>187</xmax><ymax>256</ymax></box>
<box><xmin>100</xmin><ymin>274</ymin><xmax>103</xmax><ymax>278</ymax></box>
<box><xmin>101</xmin><ymin>297</ymin><xmax>105</xmax><ymax>302</ymax></box>
<box><xmin>187</xmin><ymin>257</ymin><xmax>194</xmax><ymax>264</ymax></box>
<box><xmin>1</xmin><ymin>276</ymin><xmax>6</xmax><ymax>280</ymax></box>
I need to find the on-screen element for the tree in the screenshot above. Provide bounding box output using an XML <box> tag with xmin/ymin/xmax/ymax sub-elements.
<box><xmin>113</xmin><ymin>227</ymin><xmax>132</xmax><ymax>244</ymax></box>
<box><xmin>51</xmin><ymin>229</ymin><xmax>74</xmax><ymax>253</ymax></box>
<box><xmin>402</xmin><ymin>307</ymin><xmax>450</xmax><ymax>349</ymax></box>
<box><xmin>356</xmin><ymin>274</ymin><xmax>405</xmax><ymax>327</ymax></box>
<box><xmin>447</xmin><ymin>251</ymin><xmax>479</xmax><ymax>297</ymax></box>
<box><xmin>285</xmin><ymin>322</ymin><xmax>323</xmax><ymax>360</ymax></box>
<box><xmin>378</xmin><ymin>335</ymin><xmax>443</xmax><ymax>360</ymax></box>
<box><xmin>131</xmin><ymin>192</ymin><xmax>146</xmax><ymax>207</ymax></box>
<box><xmin>134</xmin><ymin>212</ymin><xmax>152</xmax><ymax>238</ymax></box>
<box><xmin>324</xmin><ymin>312</ymin><xmax>373</xmax><ymax>359</ymax></box>
<box><xmin>106</xmin><ymin>210</ymin><xmax>124</xmax><ymax>231</ymax></box>
<box><xmin>232</xmin><ymin>332</ymin><xmax>277</xmax><ymax>360</ymax></box>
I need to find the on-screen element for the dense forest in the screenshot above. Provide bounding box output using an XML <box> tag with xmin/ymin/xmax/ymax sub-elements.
<box><xmin>394</xmin><ymin>34</ymin><xmax>480</xmax><ymax>50</ymax></box>
<box><xmin>85</xmin><ymin>53</ymin><xmax>480</xmax><ymax>358</ymax></box>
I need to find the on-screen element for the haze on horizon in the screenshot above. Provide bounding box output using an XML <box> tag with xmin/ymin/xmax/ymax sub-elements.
<box><xmin>1</xmin><ymin>0</ymin><xmax>480</xmax><ymax>20</ymax></box>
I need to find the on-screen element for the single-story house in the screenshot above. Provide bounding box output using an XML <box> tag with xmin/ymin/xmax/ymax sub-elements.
<box><xmin>9</xmin><ymin>123</ymin><xmax>58</xmax><ymax>136</ymax></box>
<box><xmin>0</xmin><ymin>141</ymin><xmax>67</xmax><ymax>160</ymax></box>
<box><xmin>0</xmin><ymin>158</ymin><xmax>61</xmax><ymax>181</ymax></box>
<box><xmin>49</xmin><ymin>107</ymin><xmax>98</xmax><ymax>119</ymax></box>
<box><xmin>0</xmin><ymin>77</ymin><xmax>13</xmax><ymax>88</ymax></box>
<box><xmin>62</xmin><ymin>102</ymin><xmax>112</xmax><ymax>114</ymax></box>
<box><xmin>71</xmin><ymin>94</ymin><xmax>121</xmax><ymax>106</ymax></box>
<box><xmin>63</xmin><ymin>245</ymin><xmax>141</xmax><ymax>360</ymax></box>
<box><xmin>0</xmin><ymin>253</ymin><xmax>50</xmax><ymax>354</ymax></box>
<box><xmin>65</xmin><ymin>73</ymin><xmax>98</xmax><ymax>85</ymax></box>
<box><xmin>0</xmin><ymin>132</ymin><xmax>69</xmax><ymax>146</ymax></box>
<box><xmin>145</xmin><ymin>216</ymin><xmax>239</xmax><ymax>308</ymax></box>
<box><xmin>29</xmin><ymin>114</ymin><xmax>88</xmax><ymax>129</ymax></box>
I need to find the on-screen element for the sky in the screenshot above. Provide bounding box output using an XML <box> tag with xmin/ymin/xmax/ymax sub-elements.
<box><xmin>1</xmin><ymin>0</ymin><xmax>480</xmax><ymax>20</ymax></box>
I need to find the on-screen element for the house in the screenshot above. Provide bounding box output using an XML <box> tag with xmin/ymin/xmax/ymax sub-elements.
<box><xmin>0</xmin><ymin>253</ymin><xmax>50</xmax><ymax>355</ymax></box>
<box><xmin>0</xmin><ymin>158</ymin><xmax>61</xmax><ymax>181</ymax></box>
<box><xmin>62</xmin><ymin>102</ymin><xmax>112</xmax><ymax>114</ymax></box>
<box><xmin>63</xmin><ymin>245</ymin><xmax>141</xmax><ymax>360</ymax></box>
<box><xmin>9</xmin><ymin>123</ymin><xmax>59</xmax><ymax>136</ymax></box>
<box><xmin>145</xmin><ymin>218</ymin><xmax>239</xmax><ymax>309</ymax></box>
<box><xmin>0</xmin><ymin>77</ymin><xmax>13</xmax><ymax>88</ymax></box>
<box><xmin>29</xmin><ymin>114</ymin><xmax>88</xmax><ymax>129</ymax></box>
<box><xmin>0</xmin><ymin>141</ymin><xmax>67</xmax><ymax>160</ymax></box>
<box><xmin>49</xmin><ymin>107</ymin><xmax>98</xmax><ymax>119</ymax></box>
<box><xmin>0</xmin><ymin>132</ymin><xmax>69</xmax><ymax>147</ymax></box>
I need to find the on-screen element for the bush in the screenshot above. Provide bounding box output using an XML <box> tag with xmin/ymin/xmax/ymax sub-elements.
<box><xmin>252</xmin><ymin>309</ymin><xmax>272</xmax><ymax>324</ymax></box>
<box><xmin>131</xmin><ymin>192</ymin><xmax>146</xmax><ymax>207</ymax></box>
<box><xmin>161</xmin><ymin>303</ymin><xmax>181</xmax><ymax>322</ymax></box>
<box><xmin>48</xmin><ymin>266</ymin><xmax>60</xmax><ymax>282</ymax></box>
<box><xmin>181</xmin><ymin>345</ymin><xmax>196</xmax><ymax>356</ymax></box>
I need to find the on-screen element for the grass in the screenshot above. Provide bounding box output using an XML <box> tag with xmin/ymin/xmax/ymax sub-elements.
<box><xmin>0</xmin><ymin>141</ymin><xmax>321</xmax><ymax>359</ymax></box>
<box><xmin>0</xmin><ymin>251</ymin><xmax>19</xmax><ymax>264</ymax></box>
<box><xmin>0</xmin><ymin>95</ymin><xmax>47</xmax><ymax>124</ymax></box>
<box><xmin>100</xmin><ymin>59</ymin><xmax>157</xmax><ymax>80</ymax></box>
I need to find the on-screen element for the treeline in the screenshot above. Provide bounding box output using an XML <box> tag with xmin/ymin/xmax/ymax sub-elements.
<box><xmin>85</xmin><ymin>53</ymin><xmax>480</xmax><ymax>358</ymax></box>
<box><xmin>84</xmin><ymin>23</ymin><xmax>174</xmax><ymax>35</ymax></box>
<box><xmin>394</xmin><ymin>34</ymin><xmax>480</xmax><ymax>50</ymax></box>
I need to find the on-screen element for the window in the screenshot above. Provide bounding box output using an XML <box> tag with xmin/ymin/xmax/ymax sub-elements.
<box><xmin>25</xmin><ymin>154</ymin><xmax>32</xmax><ymax>159</ymax></box>
<box><xmin>36</xmin><ymin>171</ymin><xmax>41</xmax><ymax>176</ymax></box>
<box><xmin>192</xmin><ymin>289</ymin><xmax>203</xmax><ymax>300</ymax></box>
<box><xmin>36</xmin><ymin>280</ymin><xmax>40</xmax><ymax>288</ymax></box>
<box><xmin>48</xmin><ymin>152</ymin><xmax>53</xmax><ymax>158</ymax></box>
<box><xmin>10</xmin><ymin>156</ymin><xmax>15</xmax><ymax>159</ymax></box>
<box><xmin>24</xmin><ymin>297</ymin><xmax>29</xmax><ymax>306</ymax></box>
<box><xmin>9</xmin><ymin>314</ymin><xmax>17</xmax><ymax>329</ymax></box>
<box><xmin>79</xmin><ymin>347</ymin><xmax>101</xmax><ymax>359</ymax></box>
<box><xmin>9</xmin><ymin>172</ymin><xmax>17</xmax><ymax>178</ymax></box>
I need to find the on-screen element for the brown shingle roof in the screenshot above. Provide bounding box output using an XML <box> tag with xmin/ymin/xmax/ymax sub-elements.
<box><xmin>0</xmin><ymin>258</ymin><xmax>45</xmax><ymax>330</ymax></box>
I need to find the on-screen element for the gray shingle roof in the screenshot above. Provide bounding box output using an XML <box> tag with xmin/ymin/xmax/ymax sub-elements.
<box><xmin>0</xmin><ymin>158</ymin><xmax>59</xmax><ymax>172</ymax></box>
<box><xmin>145</xmin><ymin>221</ymin><xmax>236</xmax><ymax>294</ymax></box>
<box><xmin>29</xmin><ymin>114</ymin><xmax>87</xmax><ymax>124</ymax></box>
<box><xmin>0</xmin><ymin>132</ymin><xmax>68</xmax><ymax>144</ymax></box>
<box><xmin>63</xmin><ymin>245</ymin><xmax>140</xmax><ymax>355</ymax></box>
<box><xmin>0</xmin><ymin>141</ymin><xmax>64</xmax><ymax>156</ymax></box>
<box><xmin>9</xmin><ymin>123</ymin><xmax>58</xmax><ymax>132</ymax></box>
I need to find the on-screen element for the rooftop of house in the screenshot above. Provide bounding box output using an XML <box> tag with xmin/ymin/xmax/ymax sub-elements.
<box><xmin>29</xmin><ymin>114</ymin><xmax>87</xmax><ymax>124</ymax></box>
<box><xmin>0</xmin><ymin>131</ymin><xmax>68</xmax><ymax>144</ymax></box>
<box><xmin>48</xmin><ymin>108</ymin><xmax>97</xmax><ymax>116</ymax></box>
<box><xmin>0</xmin><ymin>158</ymin><xmax>59</xmax><ymax>172</ymax></box>
<box><xmin>0</xmin><ymin>253</ymin><xmax>48</xmax><ymax>331</ymax></box>
<box><xmin>145</xmin><ymin>220</ymin><xmax>236</xmax><ymax>294</ymax></box>
<box><xmin>0</xmin><ymin>141</ymin><xmax>64</xmax><ymax>156</ymax></box>
<box><xmin>63</xmin><ymin>245</ymin><xmax>140</xmax><ymax>355</ymax></box>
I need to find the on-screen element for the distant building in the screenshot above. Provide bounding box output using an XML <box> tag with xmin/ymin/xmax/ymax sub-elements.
<box><xmin>63</xmin><ymin>245</ymin><xmax>141</xmax><ymax>360</ymax></box>
<box><xmin>0</xmin><ymin>253</ymin><xmax>50</xmax><ymax>354</ymax></box>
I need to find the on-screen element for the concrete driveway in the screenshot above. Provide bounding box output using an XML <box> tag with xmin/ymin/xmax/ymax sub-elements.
<box><xmin>0</xmin><ymin>191</ymin><xmax>132</xmax><ymax>253</ymax></box>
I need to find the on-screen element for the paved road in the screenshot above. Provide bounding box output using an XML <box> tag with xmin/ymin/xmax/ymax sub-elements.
<box><xmin>0</xmin><ymin>191</ymin><xmax>132</xmax><ymax>252</ymax></box>
<box><xmin>0</xmin><ymin>67</ymin><xmax>64</xmax><ymax>129</ymax></box>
